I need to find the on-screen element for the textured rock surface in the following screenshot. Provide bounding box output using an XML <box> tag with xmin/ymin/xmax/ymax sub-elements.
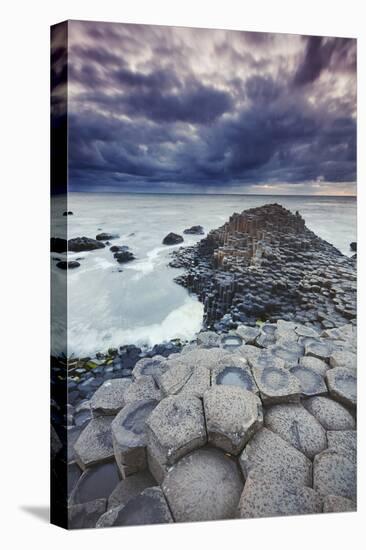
<box><xmin>323</xmin><ymin>494</ymin><xmax>356</xmax><ymax>513</ymax></box>
<box><xmin>162</xmin><ymin>448</ymin><xmax>243</xmax><ymax>522</ymax></box>
<box><xmin>313</xmin><ymin>450</ymin><xmax>356</xmax><ymax>500</ymax></box>
<box><xmin>304</xmin><ymin>396</ymin><xmax>355</xmax><ymax>430</ymax></box>
<box><xmin>69</xmin><ymin>498</ymin><xmax>107</xmax><ymax>529</ymax></box>
<box><xmin>289</xmin><ymin>365</ymin><xmax>327</xmax><ymax>397</ymax></box>
<box><xmin>90</xmin><ymin>379</ymin><xmax>131</xmax><ymax>416</ymax></box>
<box><xmin>123</xmin><ymin>376</ymin><xmax>161</xmax><ymax>405</ymax></box>
<box><xmin>211</xmin><ymin>363</ymin><xmax>258</xmax><ymax>394</ymax></box>
<box><xmin>327</xmin><ymin>430</ymin><xmax>357</xmax><ymax>463</ymax></box>
<box><xmin>330</xmin><ymin>350</ymin><xmax>357</xmax><ymax>370</ymax></box>
<box><xmin>74</xmin><ymin>417</ymin><xmax>114</xmax><ymax>468</ymax></box>
<box><xmin>69</xmin><ymin>462</ymin><xmax>120</xmax><ymax>505</ymax></box>
<box><xmin>252</xmin><ymin>365</ymin><xmax>301</xmax><ymax>405</ymax></box>
<box><xmin>326</xmin><ymin>367</ymin><xmax>357</xmax><ymax>408</ymax></box>
<box><xmin>107</xmin><ymin>470</ymin><xmax>156</xmax><ymax>510</ymax></box>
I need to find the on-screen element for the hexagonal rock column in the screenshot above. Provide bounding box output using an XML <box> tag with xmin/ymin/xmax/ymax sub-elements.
<box><xmin>176</xmin><ymin>366</ymin><xmax>211</xmax><ymax>399</ymax></box>
<box><xmin>326</xmin><ymin>430</ymin><xmax>357</xmax><ymax>463</ymax></box>
<box><xmin>162</xmin><ymin>447</ymin><xmax>243</xmax><ymax>522</ymax></box>
<box><xmin>112</xmin><ymin>399</ymin><xmax>158</xmax><ymax>478</ymax></box>
<box><xmin>238</xmin><ymin>476</ymin><xmax>322</xmax><ymax>519</ymax></box>
<box><xmin>196</xmin><ymin>330</ymin><xmax>221</xmax><ymax>348</ymax></box>
<box><xmin>131</xmin><ymin>356</ymin><xmax>168</xmax><ymax>384</ymax></box>
<box><xmin>211</xmin><ymin>363</ymin><xmax>258</xmax><ymax>394</ymax></box>
<box><xmin>235</xmin><ymin>325</ymin><xmax>260</xmax><ymax>344</ymax></box>
<box><xmin>220</xmin><ymin>332</ymin><xmax>243</xmax><ymax>350</ymax></box>
<box><xmin>123</xmin><ymin>375</ymin><xmax>161</xmax><ymax>405</ymax></box>
<box><xmin>313</xmin><ymin>450</ymin><xmax>356</xmax><ymax>501</ymax></box>
<box><xmin>299</xmin><ymin>356</ymin><xmax>329</xmax><ymax>376</ymax></box>
<box><xmin>326</xmin><ymin>367</ymin><xmax>357</xmax><ymax>408</ymax></box>
<box><xmin>74</xmin><ymin>417</ymin><xmax>115</xmax><ymax>469</ymax></box>
<box><xmin>305</xmin><ymin>340</ymin><xmax>333</xmax><ymax>361</ymax></box>
<box><xmin>107</xmin><ymin>470</ymin><xmax>156</xmax><ymax>510</ymax></box>
<box><xmin>304</xmin><ymin>396</ymin><xmax>356</xmax><ymax>431</ymax></box>
<box><xmin>252</xmin><ymin>365</ymin><xmax>301</xmax><ymax>405</ymax></box>
<box><xmin>69</xmin><ymin>498</ymin><xmax>107</xmax><ymax>529</ymax></box>
<box><xmin>323</xmin><ymin>495</ymin><xmax>356</xmax><ymax>513</ymax></box>
<box><xmin>90</xmin><ymin>379</ymin><xmax>131</xmax><ymax>416</ymax></box>
<box><xmin>146</xmin><ymin>394</ymin><xmax>207</xmax><ymax>473</ymax></box>
<box><xmin>329</xmin><ymin>350</ymin><xmax>356</xmax><ymax>370</ymax></box>
<box><xmin>265</xmin><ymin>404</ymin><xmax>327</xmax><ymax>459</ymax></box>
<box><xmin>203</xmin><ymin>386</ymin><xmax>263</xmax><ymax>454</ymax></box>
<box><xmin>96</xmin><ymin>487</ymin><xmax>173</xmax><ymax>527</ymax></box>
<box><xmin>270</xmin><ymin>341</ymin><xmax>305</xmax><ymax>366</ymax></box>
<box><xmin>289</xmin><ymin>366</ymin><xmax>327</xmax><ymax>397</ymax></box>
<box><xmin>239</xmin><ymin>427</ymin><xmax>312</xmax><ymax>488</ymax></box>
<box><xmin>247</xmin><ymin>350</ymin><xmax>286</xmax><ymax>371</ymax></box>
<box><xmin>159</xmin><ymin>362</ymin><xmax>193</xmax><ymax>396</ymax></box>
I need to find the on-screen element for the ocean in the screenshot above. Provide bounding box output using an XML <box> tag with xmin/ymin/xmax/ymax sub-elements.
<box><xmin>51</xmin><ymin>193</ymin><xmax>356</xmax><ymax>357</ymax></box>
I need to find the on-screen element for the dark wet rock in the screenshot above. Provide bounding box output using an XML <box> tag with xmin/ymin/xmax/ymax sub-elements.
<box><xmin>114</xmin><ymin>250</ymin><xmax>135</xmax><ymax>263</ymax></box>
<box><xmin>162</xmin><ymin>232</ymin><xmax>184</xmax><ymax>245</ymax></box>
<box><xmin>56</xmin><ymin>260</ymin><xmax>80</xmax><ymax>270</ymax></box>
<box><xmin>313</xmin><ymin>449</ymin><xmax>356</xmax><ymax>500</ymax></box>
<box><xmin>252</xmin><ymin>365</ymin><xmax>301</xmax><ymax>405</ymax></box>
<box><xmin>51</xmin><ymin>237</ymin><xmax>67</xmax><ymax>253</ymax></box>
<box><xmin>350</xmin><ymin>242</ymin><xmax>356</xmax><ymax>252</ymax></box>
<box><xmin>112</xmin><ymin>399</ymin><xmax>158</xmax><ymax>478</ymax></box>
<box><xmin>74</xmin><ymin>417</ymin><xmax>114</xmax><ymax>468</ymax></box>
<box><xmin>110</xmin><ymin>244</ymin><xmax>129</xmax><ymax>253</ymax></box>
<box><xmin>68</xmin><ymin>237</ymin><xmax>105</xmax><ymax>252</ymax></box>
<box><xmin>68</xmin><ymin>498</ymin><xmax>106</xmax><ymax>529</ymax></box>
<box><xmin>323</xmin><ymin>494</ymin><xmax>356</xmax><ymax>513</ymax></box>
<box><xmin>326</xmin><ymin>367</ymin><xmax>357</xmax><ymax>408</ymax></box>
<box><xmin>68</xmin><ymin>462</ymin><xmax>83</xmax><ymax>499</ymax></box>
<box><xmin>107</xmin><ymin>470</ymin><xmax>156</xmax><ymax>510</ymax></box>
<box><xmin>69</xmin><ymin>462</ymin><xmax>120</xmax><ymax>505</ymax></box>
<box><xmin>63</xmin><ymin>211</ymin><xmax>73</xmax><ymax>216</ymax></box>
<box><xmin>162</xmin><ymin>447</ymin><xmax>243</xmax><ymax>522</ymax></box>
<box><xmin>289</xmin><ymin>365</ymin><xmax>327</xmax><ymax>397</ymax></box>
<box><xmin>183</xmin><ymin>225</ymin><xmax>204</xmax><ymax>235</ymax></box>
<box><xmin>304</xmin><ymin>396</ymin><xmax>355</xmax><ymax>430</ymax></box>
<box><xmin>203</xmin><ymin>386</ymin><xmax>263</xmax><ymax>454</ymax></box>
<box><xmin>96</xmin><ymin>232</ymin><xmax>120</xmax><ymax>241</ymax></box>
<box><xmin>265</xmin><ymin>403</ymin><xmax>327</xmax><ymax>459</ymax></box>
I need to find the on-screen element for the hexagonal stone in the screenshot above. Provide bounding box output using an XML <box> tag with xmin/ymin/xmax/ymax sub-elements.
<box><xmin>221</xmin><ymin>332</ymin><xmax>243</xmax><ymax>350</ymax></box>
<box><xmin>69</xmin><ymin>498</ymin><xmax>107</xmax><ymax>529</ymax></box>
<box><xmin>304</xmin><ymin>396</ymin><xmax>355</xmax><ymax>430</ymax></box>
<box><xmin>112</xmin><ymin>399</ymin><xmax>158</xmax><ymax>478</ymax></box>
<box><xmin>69</xmin><ymin>462</ymin><xmax>120</xmax><ymax>505</ymax></box>
<box><xmin>97</xmin><ymin>487</ymin><xmax>173</xmax><ymax>527</ymax></box>
<box><xmin>326</xmin><ymin>367</ymin><xmax>357</xmax><ymax>408</ymax></box>
<box><xmin>289</xmin><ymin>366</ymin><xmax>327</xmax><ymax>397</ymax></box>
<box><xmin>295</xmin><ymin>325</ymin><xmax>319</xmax><ymax>338</ymax></box>
<box><xmin>174</xmin><ymin>347</ymin><xmax>231</xmax><ymax>370</ymax></box>
<box><xmin>327</xmin><ymin>430</ymin><xmax>357</xmax><ymax>463</ymax></box>
<box><xmin>74</xmin><ymin>417</ymin><xmax>114</xmax><ymax>468</ymax></box>
<box><xmin>321</xmin><ymin>323</ymin><xmax>356</xmax><ymax>343</ymax></box>
<box><xmin>256</xmin><ymin>325</ymin><xmax>277</xmax><ymax>348</ymax></box>
<box><xmin>203</xmin><ymin>386</ymin><xmax>263</xmax><ymax>454</ymax></box>
<box><xmin>323</xmin><ymin>494</ymin><xmax>356</xmax><ymax>513</ymax></box>
<box><xmin>239</xmin><ymin>427</ymin><xmax>312</xmax><ymax>488</ymax></box>
<box><xmin>90</xmin><ymin>379</ymin><xmax>131</xmax><ymax>416</ymax></box>
<box><xmin>131</xmin><ymin>356</ymin><xmax>168</xmax><ymax>383</ymax></box>
<box><xmin>212</xmin><ymin>363</ymin><xmax>258</xmax><ymax>394</ymax></box>
<box><xmin>299</xmin><ymin>356</ymin><xmax>329</xmax><ymax>376</ymax></box>
<box><xmin>162</xmin><ymin>448</ymin><xmax>243</xmax><ymax>522</ymax></box>
<box><xmin>123</xmin><ymin>375</ymin><xmax>161</xmax><ymax>405</ymax></box>
<box><xmin>107</xmin><ymin>470</ymin><xmax>155</xmax><ymax>510</ymax></box>
<box><xmin>275</xmin><ymin>320</ymin><xmax>298</xmax><ymax>341</ymax></box>
<box><xmin>305</xmin><ymin>339</ymin><xmax>333</xmax><ymax>361</ymax></box>
<box><xmin>238</xmin><ymin>476</ymin><xmax>322</xmax><ymax>519</ymax></box>
<box><xmin>270</xmin><ymin>341</ymin><xmax>305</xmax><ymax>366</ymax></box>
<box><xmin>146</xmin><ymin>394</ymin><xmax>207</xmax><ymax>468</ymax></box>
<box><xmin>329</xmin><ymin>350</ymin><xmax>356</xmax><ymax>370</ymax></box>
<box><xmin>265</xmin><ymin>404</ymin><xmax>327</xmax><ymax>459</ymax></box>
<box><xmin>159</xmin><ymin>362</ymin><xmax>193</xmax><ymax>396</ymax></box>
<box><xmin>176</xmin><ymin>365</ymin><xmax>211</xmax><ymax>398</ymax></box>
<box><xmin>313</xmin><ymin>450</ymin><xmax>356</xmax><ymax>500</ymax></box>
<box><xmin>235</xmin><ymin>325</ymin><xmax>260</xmax><ymax>344</ymax></box>
<box><xmin>196</xmin><ymin>331</ymin><xmax>221</xmax><ymax>348</ymax></box>
<box><xmin>237</xmin><ymin>344</ymin><xmax>261</xmax><ymax>363</ymax></box>
<box><xmin>252</xmin><ymin>365</ymin><xmax>301</xmax><ymax>405</ymax></box>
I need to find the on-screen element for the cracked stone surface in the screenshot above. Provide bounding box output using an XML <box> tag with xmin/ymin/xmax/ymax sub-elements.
<box><xmin>146</xmin><ymin>394</ymin><xmax>207</xmax><ymax>467</ymax></box>
<box><xmin>196</xmin><ymin>331</ymin><xmax>221</xmax><ymax>348</ymax></box>
<box><xmin>265</xmin><ymin>403</ymin><xmax>327</xmax><ymax>459</ymax></box>
<box><xmin>74</xmin><ymin>417</ymin><xmax>114</xmax><ymax>468</ymax></box>
<box><xmin>123</xmin><ymin>375</ymin><xmax>161</xmax><ymax>405</ymax></box>
<box><xmin>329</xmin><ymin>350</ymin><xmax>357</xmax><ymax>370</ymax></box>
<box><xmin>235</xmin><ymin>325</ymin><xmax>260</xmax><ymax>344</ymax></box>
<box><xmin>313</xmin><ymin>450</ymin><xmax>356</xmax><ymax>500</ymax></box>
<box><xmin>131</xmin><ymin>356</ymin><xmax>168</xmax><ymax>383</ymax></box>
<box><xmin>239</xmin><ymin>427</ymin><xmax>312</xmax><ymax>488</ymax></box>
<box><xmin>327</xmin><ymin>430</ymin><xmax>357</xmax><ymax>463</ymax></box>
<box><xmin>69</xmin><ymin>498</ymin><xmax>107</xmax><ymax>529</ymax></box>
<box><xmin>323</xmin><ymin>494</ymin><xmax>356</xmax><ymax>513</ymax></box>
<box><xmin>177</xmin><ymin>365</ymin><xmax>211</xmax><ymax>398</ymax></box>
<box><xmin>162</xmin><ymin>448</ymin><xmax>243</xmax><ymax>522</ymax></box>
<box><xmin>112</xmin><ymin>399</ymin><xmax>158</xmax><ymax>478</ymax></box>
<box><xmin>90</xmin><ymin>379</ymin><xmax>131</xmax><ymax>416</ymax></box>
<box><xmin>289</xmin><ymin>365</ymin><xmax>327</xmax><ymax>397</ymax></box>
<box><xmin>304</xmin><ymin>396</ymin><xmax>355</xmax><ymax>430</ymax></box>
<box><xmin>252</xmin><ymin>365</ymin><xmax>301</xmax><ymax>405</ymax></box>
<box><xmin>326</xmin><ymin>367</ymin><xmax>357</xmax><ymax>408</ymax></box>
<box><xmin>107</xmin><ymin>470</ymin><xmax>156</xmax><ymax>510</ymax></box>
<box><xmin>203</xmin><ymin>386</ymin><xmax>263</xmax><ymax>454</ymax></box>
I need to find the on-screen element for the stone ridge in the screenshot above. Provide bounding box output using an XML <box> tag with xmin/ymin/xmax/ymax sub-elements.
<box><xmin>170</xmin><ymin>203</ymin><xmax>356</xmax><ymax>330</ymax></box>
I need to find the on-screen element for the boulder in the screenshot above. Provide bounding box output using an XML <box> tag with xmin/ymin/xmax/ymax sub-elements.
<box><xmin>69</xmin><ymin>462</ymin><xmax>120</xmax><ymax>505</ymax></box>
<box><xmin>196</xmin><ymin>331</ymin><xmax>221</xmax><ymax>348</ymax></box>
<box><xmin>56</xmin><ymin>260</ymin><xmax>80</xmax><ymax>270</ymax></box>
<box><xmin>350</xmin><ymin>242</ymin><xmax>357</xmax><ymax>252</ymax></box>
<box><xmin>114</xmin><ymin>250</ymin><xmax>135</xmax><ymax>263</ymax></box>
<box><xmin>203</xmin><ymin>386</ymin><xmax>263</xmax><ymax>454</ymax></box>
<box><xmin>112</xmin><ymin>399</ymin><xmax>158</xmax><ymax>478</ymax></box>
<box><xmin>323</xmin><ymin>494</ymin><xmax>356</xmax><ymax>513</ymax></box>
<box><xmin>50</xmin><ymin>237</ymin><xmax>67</xmax><ymax>253</ymax></box>
<box><xmin>162</xmin><ymin>232</ymin><xmax>184</xmax><ymax>245</ymax></box>
<box><xmin>239</xmin><ymin>427</ymin><xmax>312</xmax><ymax>488</ymax></box>
<box><xmin>289</xmin><ymin>365</ymin><xmax>327</xmax><ymax>397</ymax></box>
<box><xmin>68</xmin><ymin>237</ymin><xmax>105</xmax><ymax>252</ymax></box>
<box><xmin>107</xmin><ymin>470</ymin><xmax>156</xmax><ymax>510</ymax></box>
<box><xmin>235</xmin><ymin>325</ymin><xmax>260</xmax><ymax>345</ymax></box>
<box><xmin>96</xmin><ymin>232</ymin><xmax>120</xmax><ymax>241</ymax></box>
<box><xmin>63</xmin><ymin>211</ymin><xmax>73</xmax><ymax>216</ymax></box>
<box><xmin>183</xmin><ymin>225</ymin><xmax>204</xmax><ymax>235</ymax></box>
<box><xmin>252</xmin><ymin>365</ymin><xmax>301</xmax><ymax>405</ymax></box>
<box><xmin>265</xmin><ymin>403</ymin><xmax>327</xmax><ymax>459</ymax></box>
<box><xmin>74</xmin><ymin>417</ymin><xmax>114</xmax><ymax>468</ymax></box>
<box><xmin>162</xmin><ymin>448</ymin><xmax>243</xmax><ymax>522</ymax></box>
<box><xmin>326</xmin><ymin>367</ymin><xmax>357</xmax><ymax>408</ymax></box>
<box><xmin>313</xmin><ymin>450</ymin><xmax>356</xmax><ymax>500</ymax></box>
<box><xmin>90</xmin><ymin>379</ymin><xmax>132</xmax><ymax>416</ymax></box>
<box><xmin>304</xmin><ymin>396</ymin><xmax>355</xmax><ymax>430</ymax></box>
<box><xmin>110</xmin><ymin>245</ymin><xmax>129</xmax><ymax>253</ymax></box>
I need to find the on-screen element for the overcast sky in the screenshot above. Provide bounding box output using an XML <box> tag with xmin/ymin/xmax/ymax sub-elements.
<box><xmin>65</xmin><ymin>20</ymin><xmax>356</xmax><ymax>195</ymax></box>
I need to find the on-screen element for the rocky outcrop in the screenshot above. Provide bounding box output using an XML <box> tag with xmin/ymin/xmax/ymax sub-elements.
<box><xmin>51</xmin><ymin>237</ymin><xmax>67</xmax><ymax>253</ymax></box>
<box><xmin>162</xmin><ymin>232</ymin><xmax>184</xmax><ymax>245</ymax></box>
<box><xmin>183</xmin><ymin>225</ymin><xmax>204</xmax><ymax>235</ymax></box>
<box><xmin>68</xmin><ymin>237</ymin><xmax>105</xmax><ymax>252</ymax></box>
<box><xmin>96</xmin><ymin>232</ymin><xmax>120</xmax><ymax>241</ymax></box>
<box><xmin>56</xmin><ymin>261</ymin><xmax>80</xmax><ymax>270</ymax></box>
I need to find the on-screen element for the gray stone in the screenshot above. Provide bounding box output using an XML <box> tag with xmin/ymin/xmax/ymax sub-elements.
<box><xmin>326</xmin><ymin>367</ymin><xmax>357</xmax><ymax>408</ymax></box>
<box><xmin>97</xmin><ymin>487</ymin><xmax>173</xmax><ymax>527</ymax></box>
<box><xmin>146</xmin><ymin>394</ymin><xmax>207</xmax><ymax>468</ymax></box>
<box><xmin>289</xmin><ymin>366</ymin><xmax>327</xmax><ymax>397</ymax></box>
<box><xmin>123</xmin><ymin>376</ymin><xmax>161</xmax><ymax>405</ymax></box>
<box><xmin>299</xmin><ymin>356</ymin><xmax>329</xmax><ymax>376</ymax></box>
<box><xmin>211</xmin><ymin>363</ymin><xmax>258</xmax><ymax>394</ymax></box>
<box><xmin>329</xmin><ymin>350</ymin><xmax>357</xmax><ymax>370</ymax></box>
<box><xmin>235</xmin><ymin>325</ymin><xmax>260</xmax><ymax>344</ymax></box>
<box><xmin>177</xmin><ymin>365</ymin><xmax>211</xmax><ymax>398</ymax></box>
<box><xmin>177</xmin><ymin>347</ymin><xmax>232</xmax><ymax>370</ymax></box>
<box><xmin>159</xmin><ymin>362</ymin><xmax>193</xmax><ymax>396</ymax></box>
<box><xmin>221</xmin><ymin>332</ymin><xmax>243</xmax><ymax>350</ymax></box>
<box><xmin>90</xmin><ymin>379</ymin><xmax>131</xmax><ymax>416</ymax></box>
<box><xmin>69</xmin><ymin>462</ymin><xmax>120</xmax><ymax>505</ymax></box>
<box><xmin>112</xmin><ymin>399</ymin><xmax>158</xmax><ymax>478</ymax></box>
<box><xmin>323</xmin><ymin>494</ymin><xmax>356</xmax><ymax>513</ymax></box>
<box><xmin>238</xmin><ymin>476</ymin><xmax>322</xmax><ymax>519</ymax></box>
<box><xmin>304</xmin><ymin>396</ymin><xmax>355</xmax><ymax>430</ymax></box>
<box><xmin>321</xmin><ymin>324</ymin><xmax>356</xmax><ymax>343</ymax></box>
<box><xmin>327</xmin><ymin>430</ymin><xmax>357</xmax><ymax>463</ymax></box>
<box><xmin>162</xmin><ymin>448</ymin><xmax>243</xmax><ymax>522</ymax></box>
<box><xmin>270</xmin><ymin>341</ymin><xmax>305</xmax><ymax>366</ymax></box>
<box><xmin>247</xmin><ymin>350</ymin><xmax>286</xmax><ymax>371</ymax></box>
<box><xmin>237</xmin><ymin>344</ymin><xmax>261</xmax><ymax>363</ymax></box>
<box><xmin>252</xmin><ymin>365</ymin><xmax>301</xmax><ymax>405</ymax></box>
<box><xmin>265</xmin><ymin>404</ymin><xmax>327</xmax><ymax>459</ymax></box>
<box><xmin>131</xmin><ymin>356</ymin><xmax>168</xmax><ymax>384</ymax></box>
<box><xmin>203</xmin><ymin>386</ymin><xmax>263</xmax><ymax>454</ymax></box>
<box><xmin>305</xmin><ymin>339</ymin><xmax>333</xmax><ymax>361</ymax></box>
<box><xmin>275</xmin><ymin>320</ymin><xmax>298</xmax><ymax>341</ymax></box>
<box><xmin>239</xmin><ymin>427</ymin><xmax>312</xmax><ymax>488</ymax></box>
<box><xmin>69</xmin><ymin>498</ymin><xmax>106</xmax><ymax>529</ymax></box>
<box><xmin>196</xmin><ymin>331</ymin><xmax>221</xmax><ymax>348</ymax></box>
<box><xmin>295</xmin><ymin>325</ymin><xmax>320</xmax><ymax>338</ymax></box>
<box><xmin>313</xmin><ymin>450</ymin><xmax>356</xmax><ymax>500</ymax></box>
<box><xmin>74</xmin><ymin>417</ymin><xmax>114</xmax><ymax>468</ymax></box>
<box><xmin>107</xmin><ymin>470</ymin><xmax>156</xmax><ymax>510</ymax></box>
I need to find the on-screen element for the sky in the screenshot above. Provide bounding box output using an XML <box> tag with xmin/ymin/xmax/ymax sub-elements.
<box><xmin>61</xmin><ymin>20</ymin><xmax>356</xmax><ymax>195</ymax></box>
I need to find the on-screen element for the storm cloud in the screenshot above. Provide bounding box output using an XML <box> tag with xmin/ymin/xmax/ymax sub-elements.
<box><xmin>65</xmin><ymin>21</ymin><xmax>356</xmax><ymax>194</ymax></box>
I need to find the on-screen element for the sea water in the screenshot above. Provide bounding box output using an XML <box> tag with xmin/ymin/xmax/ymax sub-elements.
<box><xmin>51</xmin><ymin>193</ymin><xmax>356</xmax><ymax>356</ymax></box>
